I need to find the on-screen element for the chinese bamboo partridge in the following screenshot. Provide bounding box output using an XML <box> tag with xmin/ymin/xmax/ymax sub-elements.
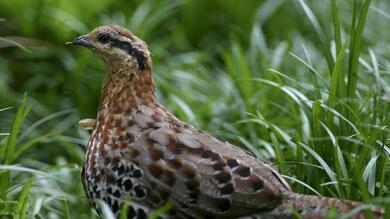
<box><xmin>71</xmin><ymin>25</ymin><xmax>383</xmax><ymax>219</ymax></box>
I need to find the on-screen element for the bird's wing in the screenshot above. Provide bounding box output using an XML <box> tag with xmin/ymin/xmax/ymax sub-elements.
<box><xmin>135</xmin><ymin>124</ymin><xmax>288</xmax><ymax>217</ymax></box>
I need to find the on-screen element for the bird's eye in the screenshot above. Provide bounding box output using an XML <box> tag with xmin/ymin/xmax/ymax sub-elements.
<box><xmin>97</xmin><ymin>34</ymin><xmax>111</xmax><ymax>44</ymax></box>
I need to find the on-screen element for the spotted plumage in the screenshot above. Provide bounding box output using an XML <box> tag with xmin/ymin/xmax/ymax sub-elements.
<box><xmin>70</xmin><ymin>25</ymin><xmax>384</xmax><ymax>219</ymax></box>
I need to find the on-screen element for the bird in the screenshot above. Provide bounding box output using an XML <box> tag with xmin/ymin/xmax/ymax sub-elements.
<box><xmin>69</xmin><ymin>25</ymin><xmax>384</xmax><ymax>219</ymax></box>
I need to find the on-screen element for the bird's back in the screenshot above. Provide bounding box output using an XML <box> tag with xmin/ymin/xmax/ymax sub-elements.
<box><xmin>83</xmin><ymin>102</ymin><xmax>292</xmax><ymax>218</ymax></box>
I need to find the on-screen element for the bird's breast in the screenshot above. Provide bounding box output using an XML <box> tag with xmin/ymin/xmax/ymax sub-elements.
<box><xmin>82</xmin><ymin>107</ymin><xmax>162</xmax><ymax>216</ymax></box>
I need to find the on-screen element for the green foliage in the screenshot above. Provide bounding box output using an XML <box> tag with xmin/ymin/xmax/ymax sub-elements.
<box><xmin>1</xmin><ymin>0</ymin><xmax>390</xmax><ymax>217</ymax></box>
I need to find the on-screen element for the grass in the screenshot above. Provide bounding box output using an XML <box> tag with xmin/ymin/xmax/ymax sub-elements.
<box><xmin>0</xmin><ymin>0</ymin><xmax>390</xmax><ymax>218</ymax></box>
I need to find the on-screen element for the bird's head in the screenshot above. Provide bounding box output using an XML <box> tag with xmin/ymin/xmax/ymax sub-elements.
<box><xmin>70</xmin><ymin>25</ymin><xmax>151</xmax><ymax>72</ymax></box>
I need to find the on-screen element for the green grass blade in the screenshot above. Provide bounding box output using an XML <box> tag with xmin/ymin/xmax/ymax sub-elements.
<box><xmin>62</xmin><ymin>198</ymin><xmax>71</xmax><ymax>219</ymax></box>
<box><xmin>0</xmin><ymin>107</ymin><xmax>12</xmax><ymax>112</ymax></box>
<box><xmin>299</xmin><ymin>142</ymin><xmax>340</xmax><ymax>195</ymax></box>
<box><xmin>148</xmin><ymin>202</ymin><xmax>173</xmax><ymax>219</ymax></box>
<box><xmin>363</xmin><ymin>154</ymin><xmax>378</xmax><ymax>195</ymax></box>
<box><xmin>270</xmin><ymin>132</ymin><xmax>287</xmax><ymax>174</ymax></box>
<box><xmin>17</xmin><ymin>109</ymin><xmax>74</xmax><ymax>143</ymax></box>
<box><xmin>13</xmin><ymin>133</ymin><xmax>56</xmax><ymax>162</ymax></box>
<box><xmin>347</xmin><ymin>0</ymin><xmax>371</xmax><ymax>98</ymax></box>
<box><xmin>0</xmin><ymin>94</ymin><xmax>30</xmax><ymax>197</ymax></box>
<box><xmin>16</xmin><ymin>181</ymin><xmax>32</xmax><ymax>219</ymax></box>
<box><xmin>119</xmin><ymin>200</ymin><xmax>131</xmax><ymax>219</ymax></box>
<box><xmin>320</xmin><ymin>122</ymin><xmax>349</xmax><ymax>197</ymax></box>
<box><xmin>331</xmin><ymin>0</ymin><xmax>342</xmax><ymax>55</ymax></box>
<box><xmin>327</xmin><ymin>42</ymin><xmax>348</xmax><ymax>110</ymax></box>
<box><xmin>0</xmin><ymin>37</ymin><xmax>32</xmax><ymax>53</ymax></box>
<box><xmin>282</xmin><ymin>175</ymin><xmax>321</xmax><ymax>196</ymax></box>
<box><xmin>3</xmin><ymin>94</ymin><xmax>30</xmax><ymax>165</ymax></box>
<box><xmin>299</xmin><ymin>0</ymin><xmax>334</xmax><ymax>71</ymax></box>
<box><xmin>238</xmin><ymin>136</ymin><xmax>264</xmax><ymax>159</ymax></box>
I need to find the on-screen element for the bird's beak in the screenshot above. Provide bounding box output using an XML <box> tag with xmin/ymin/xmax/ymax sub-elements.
<box><xmin>66</xmin><ymin>34</ymin><xmax>92</xmax><ymax>47</ymax></box>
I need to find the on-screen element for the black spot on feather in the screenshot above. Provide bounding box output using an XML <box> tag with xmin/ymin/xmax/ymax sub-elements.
<box><xmin>213</xmin><ymin>160</ymin><xmax>226</xmax><ymax>171</ymax></box>
<box><xmin>237</xmin><ymin>166</ymin><xmax>251</xmax><ymax>177</ymax></box>
<box><xmin>220</xmin><ymin>183</ymin><xmax>234</xmax><ymax>195</ymax></box>
<box><xmin>227</xmin><ymin>159</ymin><xmax>239</xmax><ymax>168</ymax></box>
<box><xmin>113</xmin><ymin>189</ymin><xmax>121</xmax><ymax>198</ymax></box>
<box><xmin>133</xmin><ymin>184</ymin><xmax>146</xmax><ymax>198</ymax></box>
<box><xmin>252</xmin><ymin>179</ymin><xmax>264</xmax><ymax>191</ymax></box>
<box><xmin>112</xmin><ymin>200</ymin><xmax>119</xmax><ymax>213</ymax></box>
<box><xmin>123</xmin><ymin>179</ymin><xmax>133</xmax><ymax>191</ymax></box>
<box><xmin>215</xmin><ymin>171</ymin><xmax>231</xmax><ymax>184</ymax></box>
<box><xmin>201</xmin><ymin>150</ymin><xmax>212</xmax><ymax>158</ymax></box>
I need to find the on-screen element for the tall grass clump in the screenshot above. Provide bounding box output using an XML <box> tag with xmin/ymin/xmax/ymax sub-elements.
<box><xmin>222</xmin><ymin>0</ymin><xmax>390</xmax><ymax>208</ymax></box>
<box><xmin>0</xmin><ymin>96</ymin><xmax>97</xmax><ymax>218</ymax></box>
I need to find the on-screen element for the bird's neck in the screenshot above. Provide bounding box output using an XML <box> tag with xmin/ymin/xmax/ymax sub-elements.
<box><xmin>98</xmin><ymin>67</ymin><xmax>157</xmax><ymax>114</ymax></box>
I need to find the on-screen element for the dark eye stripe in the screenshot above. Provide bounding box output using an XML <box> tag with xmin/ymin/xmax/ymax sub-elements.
<box><xmin>111</xmin><ymin>39</ymin><xmax>132</xmax><ymax>51</ymax></box>
<box><xmin>110</xmin><ymin>39</ymin><xmax>146</xmax><ymax>70</ymax></box>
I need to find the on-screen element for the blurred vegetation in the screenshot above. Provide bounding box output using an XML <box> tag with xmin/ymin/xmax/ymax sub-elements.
<box><xmin>1</xmin><ymin>0</ymin><xmax>390</xmax><ymax>218</ymax></box>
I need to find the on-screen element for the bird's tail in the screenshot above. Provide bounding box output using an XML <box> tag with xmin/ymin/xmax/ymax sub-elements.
<box><xmin>250</xmin><ymin>193</ymin><xmax>384</xmax><ymax>219</ymax></box>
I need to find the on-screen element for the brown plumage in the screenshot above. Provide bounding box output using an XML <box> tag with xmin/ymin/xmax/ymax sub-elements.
<box><xmin>70</xmin><ymin>25</ymin><xmax>384</xmax><ymax>219</ymax></box>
